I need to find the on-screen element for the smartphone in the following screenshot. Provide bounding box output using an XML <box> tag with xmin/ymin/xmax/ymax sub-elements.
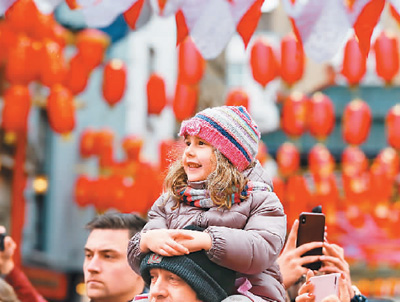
<box><xmin>296</xmin><ymin>212</ymin><xmax>325</xmax><ymax>270</ymax></box>
<box><xmin>309</xmin><ymin>273</ymin><xmax>340</xmax><ymax>302</ymax></box>
<box><xmin>0</xmin><ymin>233</ymin><xmax>5</xmax><ymax>251</ymax></box>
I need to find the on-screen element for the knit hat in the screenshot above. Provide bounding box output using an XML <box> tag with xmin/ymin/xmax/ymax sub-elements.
<box><xmin>140</xmin><ymin>251</ymin><xmax>236</xmax><ymax>302</ymax></box>
<box><xmin>179</xmin><ymin>106</ymin><xmax>260</xmax><ymax>171</ymax></box>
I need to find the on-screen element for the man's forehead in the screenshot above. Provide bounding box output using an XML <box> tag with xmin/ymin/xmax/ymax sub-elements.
<box><xmin>85</xmin><ymin>228</ymin><xmax>130</xmax><ymax>250</ymax></box>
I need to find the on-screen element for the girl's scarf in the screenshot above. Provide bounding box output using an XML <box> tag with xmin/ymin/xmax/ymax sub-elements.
<box><xmin>178</xmin><ymin>181</ymin><xmax>272</xmax><ymax>208</ymax></box>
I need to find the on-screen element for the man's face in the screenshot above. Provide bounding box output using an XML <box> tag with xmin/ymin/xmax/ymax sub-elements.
<box><xmin>148</xmin><ymin>268</ymin><xmax>202</xmax><ymax>302</ymax></box>
<box><xmin>83</xmin><ymin>229</ymin><xmax>143</xmax><ymax>302</ymax></box>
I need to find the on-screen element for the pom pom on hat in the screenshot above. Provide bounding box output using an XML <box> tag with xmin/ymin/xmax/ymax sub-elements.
<box><xmin>179</xmin><ymin>106</ymin><xmax>260</xmax><ymax>171</ymax></box>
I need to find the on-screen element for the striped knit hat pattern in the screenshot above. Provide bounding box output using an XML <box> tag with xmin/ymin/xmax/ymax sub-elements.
<box><xmin>179</xmin><ymin>106</ymin><xmax>261</xmax><ymax>171</ymax></box>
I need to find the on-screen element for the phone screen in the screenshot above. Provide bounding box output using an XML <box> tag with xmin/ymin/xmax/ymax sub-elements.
<box><xmin>296</xmin><ymin>212</ymin><xmax>325</xmax><ymax>270</ymax></box>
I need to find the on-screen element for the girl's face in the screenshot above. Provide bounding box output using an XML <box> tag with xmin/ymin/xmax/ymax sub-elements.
<box><xmin>182</xmin><ymin>135</ymin><xmax>217</xmax><ymax>182</ymax></box>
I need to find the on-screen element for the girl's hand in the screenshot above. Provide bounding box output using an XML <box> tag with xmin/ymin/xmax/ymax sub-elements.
<box><xmin>295</xmin><ymin>270</ymin><xmax>315</xmax><ymax>302</ymax></box>
<box><xmin>140</xmin><ymin>229</ymin><xmax>194</xmax><ymax>256</ymax></box>
<box><xmin>174</xmin><ymin>230</ymin><xmax>212</xmax><ymax>252</ymax></box>
<box><xmin>278</xmin><ymin>220</ymin><xmax>323</xmax><ymax>288</ymax></box>
<box><xmin>320</xmin><ymin>242</ymin><xmax>353</xmax><ymax>299</ymax></box>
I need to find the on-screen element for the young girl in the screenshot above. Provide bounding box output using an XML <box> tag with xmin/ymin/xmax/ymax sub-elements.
<box><xmin>128</xmin><ymin>106</ymin><xmax>287</xmax><ymax>302</ymax></box>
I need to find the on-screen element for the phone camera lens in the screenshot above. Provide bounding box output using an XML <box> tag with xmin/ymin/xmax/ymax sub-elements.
<box><xmin>301</xmin><ymin>217</ymin><xmax>306</xmax><ymax>224</ymax></box>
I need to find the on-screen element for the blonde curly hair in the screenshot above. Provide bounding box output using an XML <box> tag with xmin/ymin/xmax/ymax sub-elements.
<box><xmin>164</xmin><ymin>148</ymin><xmax>253</xmax><ymax>209</ymax></box>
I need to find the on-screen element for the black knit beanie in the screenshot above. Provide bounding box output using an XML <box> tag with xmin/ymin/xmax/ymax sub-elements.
<box><xmin>140</xmin><ymin>249</ymin><xmax>236</xmax><ymax>302</ymax></box>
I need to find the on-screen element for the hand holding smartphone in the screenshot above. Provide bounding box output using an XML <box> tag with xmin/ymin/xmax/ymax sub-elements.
<box><xmin>309</xmin><ymin>273</ymin><xmax>340</xmax><ymax>302</ymax></box>
<box><xmin>296</xmin><ymin>212</ymin><xmax>325</xmax><ymax>270</ymax></box>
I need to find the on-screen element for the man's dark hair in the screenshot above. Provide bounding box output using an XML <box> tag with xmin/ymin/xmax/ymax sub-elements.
<box><xmin>85</xmin><ymin>211</ymin><xmax>147</xmax><ymax>238</ymax></box>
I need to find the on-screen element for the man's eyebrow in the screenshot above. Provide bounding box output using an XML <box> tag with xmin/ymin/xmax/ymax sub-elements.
<box><xmin>99</xmin><ymin>249</ymin><xmax>118</xmax><ymax>253</ymax></box>
<box><xmin>83</xmin><ymin>248</ymin><xmax>118</xmax><ymax>253</ymax></box>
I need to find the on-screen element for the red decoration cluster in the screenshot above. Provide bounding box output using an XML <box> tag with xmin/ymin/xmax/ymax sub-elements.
<box><xmin>76</xmin><ymin>129</ymin><xmax>163</xmax><ymax>214</ymax></box>
<box><xmin>0</xmin><ymin>0</ymin><xmax>113</xmax><ymax>136</ymax></box>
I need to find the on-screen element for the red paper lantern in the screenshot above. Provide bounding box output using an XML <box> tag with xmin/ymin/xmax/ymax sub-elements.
<box><xmin>272</xmin><ymin>176</ymin><xmax>286</xmax><ymax>209</ymax></box>
<box><xmin>286</xmin><ymin>175</ymin><xmax>311</xmax><ymax>225</ymax></box>
<box><xmin>178</xmin><ymin>37</ymin><xmax>205</xmax><ymax>85</ymax></box>
<box><xmin>236</xmin><ymin>0</ymin><xmax>264</xmax><ymax>47</ymax></box>
<box><xmin>50</xmin><ymin>23</ymin><xmax>69</xmax><ymax>49</ymax></box>
<box><xmin>102</xmin><ymin>59</ymin><xmax>127</xmax><ymax>107</ymax></box>
<box><xmin>1</xmin><ymin>84</ymin><xmax>31</xmax><ymax>133</ymax></box>
<box><xmin>342</xmin><ymin>173</ymin><xmax>369</xmax><ymax>210</ymax></box>
<box><xmin>122</xmin><ymin>136</ymin><xmax>143</xmax><ymax>161</ymax></box>
<box><xmin>280</xmin><ymin>33</ymin><xmax>304</xmax><ymax>86</ymax></box>
<box><xmin>0</xmin><ymin>21</ymin><xmax>17</xmax><ymax>65</ymax></box>
<box><xmin>123</xmin><ymin>0</ymin><xmax>145</xmax><ymax>29</ymax></box>
<box><xmin>5</xmin><ymin>34</ymin><xmax>36</xmax><ymax>84</ymax></box>
<box><xmin>159</xmin><ymin>139</ymin><xmax>185</xmax><ymax>173</ymax></box>
<box><xmin>31</xmin><ymin>11</ymin><xmax>56</xmax><ymax>40</ymax></box>
<box><xmin>374</xmin><ymin>30</ymin><xmax>400</xmax><ymax>84</ymax></box>
<box><xmin>29</xmin><ymin>40</ymin><xmax>44</xmax><ymax>82</ymax></box>
<box><xmin>308</xmin><ymin>92</ymin><xmax>335</xmax><ymax>141</ymax></box>
<box><xmin>342</xmin><ymin>99</ymin><xmax>372</xmax><ymax>145</ymax></box>
<box><xmin>75</xmin><ymin>176</ymin><xmax>92</xmax><ymax>207</ymax></box>
<box><xmin>47</xmin><ymin>84</ymin><xmax>75</xmax><ymax>135</ymax></box>
<box><xmin>40</xmin><ymin>39</ymin><xmax>68</xmax><ymax>87</ymax></box>
<box><xmin>123</xmin><ymin>168</ymin><xmax>154</xmax><ymax>214</ymax></box>
<box><xmin>76</xmin><ymin>29</ymin><xmax>110</xmax><ymax>70</ymax></box>
<box><xmin>94</xmin><ymin>129</ymin><xmax>114</xmax><ymax>155</ymax></box>
<box><xmin>369</xmin><ymin>163</ymin><xmax>393</xmax><ymax>205</ymax></box>
<box><xmin>225</xmin><ymin>88</ymin><xmax>249</xmax><ymax>109</ymax></box>
<box><xmin>122</xmin><ymin>175</ymin><xmax>149</xmax><ymax>214</ymax></box>
<box><xmin>256</xmin><ymin>141</ymin><xmax>268</xmax><ymax>166</ymax></box>
<box><xmin>64</xmin><ymin>54</ymin><xmax>91</xmax><ymax>95</ymax></box>
<box><xmin>95</xmin><ymin>129</ymin><xmax>115</xmax><ymax>167</ymax></box>
<box><xmin>276</xmin><ymin>142</ymin><xmax>300</xmax><ymax>177</ymax></box>
<box><xmin>250</xmin><ymin>37</ymin><xmax>279</xmax><ymax>87</ymax></box>
<box><xmin>342</xmin><ymin>146</ymin><xmax>368</xmax><ymax>177</ymax></box>
<box><xmin>5</xmin><ymin>0</ymin><xmax>38</xmax><ymax>34</ymax></box>
<box><xmin>311</xmin><ymin>173</ymin><xmax>339</xmax><ymax>227</ymax></box>
<box><xmin>341</xmin><ymin>35</ymin><xmax>367</xmax><ymax>86</ymax></box>
<box><xmin>107</xmin><ymin>175</ymin><xmax>127</xmax><ymax>212</ymax></box>
<box><xmin>80</xmin><ymin>128</ymin><xmax>97</xmax><ymax>158</ymax></box>
<box><xmin>386</xmin><ymin>104</ymin><xmax>400</xmax><ymax>149</ymax></box>
<box><xmin>308</xmin><ymin>143</ymin><xmax>335</xmax><ymax>178</ymax></box>
<box><xmin>93</xmin><ymin>177</ymin><xmax>115</xmax><ymax>211</ymax></box>
<box><xmin>372</xmin><ymin>147</ymin><xmax>400</xmax><ymax>181</ymax></box>
<box><xmin>281</xmin><ymin>91</ymin><xmax>308</xmax><ymax>138</ymax></box>
<box><xmin>173</xmin><ymin>82</ymin><xmax>198</xmax><ymax>121</ymax></box>
<box><xmin>147</xmin><ymin>73</ymin><xmax>167</xmax><ymax>115</ymax></box>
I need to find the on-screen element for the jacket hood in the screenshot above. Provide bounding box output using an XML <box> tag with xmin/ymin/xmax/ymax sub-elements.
<box><xmin>243</xmin><ymin>160</ymin><xmax>273</xmax><ymax>189</ymax></box>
